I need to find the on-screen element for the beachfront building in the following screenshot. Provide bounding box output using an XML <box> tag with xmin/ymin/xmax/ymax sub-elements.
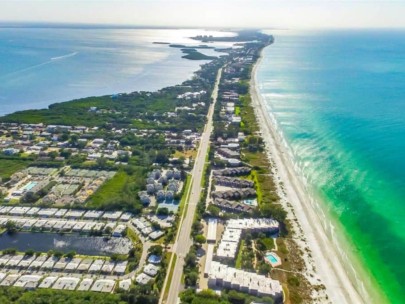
<box><xmin>208</xmin><ymin>261</ymin><xmax>282</xmax><ymax>300</ymax></box>
<box><xmin>215</xmin><ymin>218</ymin><xmax>279</xmax><ymax>261</ymax></box>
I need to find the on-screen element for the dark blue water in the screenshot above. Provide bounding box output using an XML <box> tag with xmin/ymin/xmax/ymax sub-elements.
<box><xmin>0</xmin><ymin>232</ymin><xmax>132</xmax><ymax>255</ymax></box>
<box><xmin>258</xmin><ymin>30</ymin><xmax>405</xmax><ymax>303</ymax></box>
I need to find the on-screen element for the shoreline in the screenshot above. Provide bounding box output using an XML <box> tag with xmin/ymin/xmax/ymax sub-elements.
<box><xmin>250</xmin><ymin>50</ymin><xmax>378</xmax><ymax>303</ymax></box>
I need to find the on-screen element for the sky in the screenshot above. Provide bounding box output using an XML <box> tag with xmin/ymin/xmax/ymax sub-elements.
<box><xmin>1</xmin><ymin>0</ymin><xmax>405</xmax><ymax>29</ymax></box>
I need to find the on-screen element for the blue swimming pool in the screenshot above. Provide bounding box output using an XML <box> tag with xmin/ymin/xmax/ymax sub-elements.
<box><xmin>22</xmin><ymin>182</ymin><xmax>37</xmax><ymax>191</ymax></box>
<box><xmin>266</xmin><ymin>254</ymin><xmax>278</xmax><ymax>264</ymax></box>
<box><xmin>243</xmin><ymin>199</ymin><xmax>257</xmax><ymax>206</ymax></box>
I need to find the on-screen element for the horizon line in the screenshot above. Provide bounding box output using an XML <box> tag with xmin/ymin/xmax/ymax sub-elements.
<box><xmin>1</xmin><ymin>21</ymin><xmax>405</xmax><ymax>31</ymax></box>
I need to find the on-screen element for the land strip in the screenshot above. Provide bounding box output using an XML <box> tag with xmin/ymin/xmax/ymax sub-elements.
<box><xmin>160</xmin><ymin>68</ymin><xmax>222</xmax><ymax>304</ymax></box>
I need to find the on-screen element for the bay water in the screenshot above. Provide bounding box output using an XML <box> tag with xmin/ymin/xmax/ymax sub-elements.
<box><xmin>0</xmin><ymin>27</ymin><xmax>232</xmax><ymax>115</ymax></box>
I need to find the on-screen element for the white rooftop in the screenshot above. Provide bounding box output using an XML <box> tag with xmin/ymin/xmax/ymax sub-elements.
<box><xmin>39</xmin><ymin>276</ymin><xmax>58</xmax><ymax>288</ymax></box>
<box><xmin>91</xmin><ymin>279</ymin><xmax>115</xmax><ymax>293</ymax></box>
<box><xmin>77</xmin><ymin>278</ymin><xmax>94</xmax><ymax>291</ymax></box>
<box><xmin>52</xmin><ymin>277</ymin><xmax>80</xmax><ymax>290</ymax></box>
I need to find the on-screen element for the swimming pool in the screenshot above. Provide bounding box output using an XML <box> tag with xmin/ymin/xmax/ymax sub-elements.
<box><xmin>243</xmin><ymin>199</ymin><xmax>258</xmax><ymax>206</ymax></box>
<box><xmin>265</xmin><ymin>252</ymin><xmax>281</xmax><ymax>267</ymax></box>
<box><xmin>266</xmin><ymin>254</ymin><xmax>278</xmax><ymax>264</ymax></box>
<box><xmin>22</xmin><ymin>182</ymin><xmax>37</xmax><ymax>191</ymax></box>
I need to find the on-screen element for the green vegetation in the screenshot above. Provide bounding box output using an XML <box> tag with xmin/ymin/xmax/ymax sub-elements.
<box><xmin>256</xmin><ymin>237</ymin><xmax>275</xmax><ymax>251</ymax></box>
<box><xmin>170</xmin><ymin>44</ymin><xmax>214</xmax><ymax>49</ymax></box>
<box><xmin>182</xmin><ymin>51</ymin><xmax>217</xmax><ymax>61</ymax></box>
<box><xmin>86</xmin><ymin>169</ymin><xmax>145</xmax><ymax>212</ymax></box>
<box><xmin>163</xmin><ymin>252</ymin><xmax>176</xmax><ymax>301</ymax></box>
<box><xmin>5</xmin><ymin>220</ymin><xmax>18</xmax><ymax>234</ymax></box>
<box><xmin>126</xmin><ymin>227</ymin><xmax>143</xmax><ymax>272</ymax></box>
<box><xmin>0</xmin><ymin>158</ymin><xmax>32</xmax><ymax>181</ymax></box>
<box><xmin>183</xmin><ymin>245</ymin><xmax>199</xmax><ymax>287</ymax></box>
<box><xmin>235</xmin><ymin>240</ymin><xmax>244</xmax><ymax>269</ymax></box>
<box><xmin>0</xmin><ymin>65</ymin><xmax>219</xmax><ymax>131</ymax></box>
<box><xmin>180</xmin><ymin>288</ymin><xmax>275</xmax><ymax>304</ymax></box>
<box><xmin>178</xmin><ymin>174</ymin><xmax>192</xmax><ymax>214</ymax></box>
<box><xmin>0</xmin><ymin>287</ymin><xmax>124</xmax><ymax>304</ymax></box>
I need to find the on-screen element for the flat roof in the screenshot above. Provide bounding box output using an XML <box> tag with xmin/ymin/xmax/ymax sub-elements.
<box><xmin>91</xmin><ymin>279</ymin><xmax>115</xmax><ymax>293</ymax></box>
<box><xmin>77</xmin><ymin>278</ymin><xmax>94</xmax><ymax>291</ymax></box>
<box><xmin>207</xmin><ymin>218</ymin><xmax>218</xmax><ymax>242</ymax></box>
<box><xmin>204</xmin><ymin>244</ymin><xmax>215</xmax><ymax>275</ymax></box>
<box><xmin>0</xmin><ymin>274</ymin><xmax>20</xmax><ymax>286</ymax></box>
<box><xmin>52</xmin><ymin>277</ymin><xmax>80</xmax><ymax>290</ymax></box>
<box><xmin>14</xmin><ymin>275</ymin><xmax>41</xmax><ymax>288</ymax></box>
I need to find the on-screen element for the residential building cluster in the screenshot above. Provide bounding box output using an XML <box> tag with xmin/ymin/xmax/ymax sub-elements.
<box><xmin>135</xmin><ymin>254</ymin><xmax>162</xmax><ymax>285</ymax></box>
<box><xmin>131</xmin><ymin>217</ymin><xmax>165</xmax><ymax>241</ymax></box>
<box><xmin>138</xmin><ymin>168</ymin><xmax>185</xmax><ymax>213</ymax></box>
<box><xmin>215</xmin><ymin>218</ymin><xmax>279</xmax><ymax>261</ymax></box>
<box><xmin>0</xmin><ymin>123</ymin><xmax>130</xmax><ymax>162</ymax></box>
<box><xmin>207</xmin><ymin>261</ymin><xmax>282</xmax><ymax>299</ymax></box>
<box><xmin>0</xmin><ymin>207</ymin><xmax>131</xmax><ymax>236</ymax></box>
<box><xmin>2</xmin><ymin>166</ymin><xmax>115</xmax><ymax>205</ymax></box>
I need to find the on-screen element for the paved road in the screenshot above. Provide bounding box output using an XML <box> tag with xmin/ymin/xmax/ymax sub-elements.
<box><xmin>161</xmin><ymin>68</ymin><xmax>222</xmax><ymax>304</ymax></box>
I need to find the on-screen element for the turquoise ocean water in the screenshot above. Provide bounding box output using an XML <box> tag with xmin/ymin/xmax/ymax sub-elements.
<box><xmin>1</xmin><ymin>26</ymin><xmax>404</xmax><ymax>302</ymax></box>
<box><xmin>0</xmin><ymin>27</ymin><xmax>231</xmax><ymax>115</ymax></box>
<box><xmin>257</xmin><ymin>30</ymin><xmax>405</xmax><ymax>303</ymax></box>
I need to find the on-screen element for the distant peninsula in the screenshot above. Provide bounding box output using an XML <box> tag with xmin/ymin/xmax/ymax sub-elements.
<box><xmin>180</xmin><ymin>48</ymin><xmax>217</xmax><ymax>60</ymax></box>
<box><xmin>169</xmin><ymin>44</ymin><xmax>214</xmax><ymax>49</ymax></box>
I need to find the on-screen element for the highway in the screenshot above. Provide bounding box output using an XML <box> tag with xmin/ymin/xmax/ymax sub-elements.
<box><xmin>160</xmin><ymin>67</ymin><xmax>222</xmax><ymax>304</ymax></box>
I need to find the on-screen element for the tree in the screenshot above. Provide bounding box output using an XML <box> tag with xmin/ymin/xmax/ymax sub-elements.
<box><xmin>53</xmin><ymin>251</ymin><xmax>64</xmax><ymax>258</ymax></box>
<box><xmin>155</xmin><ymin>151</ymin><xmax>169</xmax><ymax>164</ymax></box>
<box><xmin>5</xmin><ymin>221</ymin><xmax>17</xmax><ymax>234</ymax></box>
<box><xmin>25</xmin><ymin>249</ymin><xmax>35</xmax><ymax>256</ymax></box>
<box><xmin>96</xmin><ymin>157</ymin><xmax>107</xmax><ymax>168</ymax></box>
<box><xmin>104</xmin><ymin>226</ymin><xmax>113</xmax><ymax>235</ymax></box>
<box><xmin>64</xmin><ymin>251</ymin><xmax>76</xmax><ymax>259</ymax></box>
<box><xmin>157</xmin><ymin>207</ymin><xmax>169</xmax><ymax>216</ymax></box>
<box><xmin>194</xmin><ymin>234</ymin><xmax>206</xmax><ymax>245</ymax></box>
<box><xmin>2</xmin><ymin>248</ymin><xmax>17</xmax><ymax>255</ymax></box>
<box><xmin>184</xmin><ymin>252</ymin><xmax>197</xmax><ymax>268</ymax></box>
<box><xmin>207</xmin><ymin>205</ymin><xmax>221</xmax><ymax>217</ymax></box>
<box><xmin>185</xmin><ymin>271</ymin><xmax>198</xmax><ymax>286</ymax></box>
<box><xmin>59</xmin><ymin>132</ymin><xmax>69</xmax><ymax>141</ymax></box>
<box><xmin>69</xmin><ymin>134</ymin><xmax>79</xmax><ymax>146</ymax></box>
<box><xmin>48</xmin><ymin>151</ymin><xmax>59</xmax><ymax>160</ymax></box>
<box><xmin>258</xmin><ymin>262</ymin><xmax>271</xmax><ymax>275</ymax></box>
<box><xmin>148</xmin><ymin>245</ymin><xmax>163</xmax><ymax>256</ymax></box>
<box><xmin>60</xmin><ymin>149</ymin><xmax>71</xmax><ymax>159</ymax></box>
<box><xmin>227</xmin><ymin>290</ymin><xmax>247</xmax><ymax>304</ymax></box>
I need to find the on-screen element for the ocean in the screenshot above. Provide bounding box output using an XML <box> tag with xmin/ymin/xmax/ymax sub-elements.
<box><xmin>257</xmin><ymin>30</ymin><xmax>405</xmax><ymax>303</ymax></box>
<box><xmin>0</xmin><ymin>27</ymin><xmax>232</xmax><ymax>115</ymax></box>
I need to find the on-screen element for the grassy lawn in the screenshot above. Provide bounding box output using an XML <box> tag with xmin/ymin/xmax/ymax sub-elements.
<box><xmin>244</xmin><ymin>150</ymin><xmax>279</xmax><ymax>205</ymax></box>
<box><xmin>235</xmin><ymin>106</ymin><xmax>241</xmax><ymax>116</ymax></box>
<box><xmin>235</xmin><ymin>240</ymin><xmax>245</xmax><ymax>269</ymax></box>
<box><xmin>0</xmin><ymin>158</ymin><xmax>32</xmax><ymax>181</ymax></box>
<box><xmin>178</xmin><ymin>175</ymin><xmax>192</xmax><ymax>215</ymax></box>
<box><xmin>87</xmin><ymin>171</ymin><xmax>129</xmax><ymax>208</ymax></box>
<box><xmin>259</xmin><ymin>237</ymin><xmax>275</xmax><ymax>250</ymax></box>
<box><xmin>248</xmin><ymin>170</ymin><xmax>262</xmax><ymax>203</ymax></box>
<box><xmin>240</xmin><ymin>94</ymin><xmax>259</xmax><ymax>134</ymax></box>
<box><xmin>200</xmin><ymin>163</ymin><xmax>209</xmax><ymax>187</ymax></box>
<box><xmin>127</xmin><ymin>226</ymin><xmax>141</xmax><ymax>245</ymax></box>
<box><xmin>173</xmin><ymin>149</ymin><xmax>197</xmax><ymax>160</ymax></box>
<box><xmin>163</xmin><ymin>252</ymin><xmax>176</xmax><ymax>301</ymax></box>
<box><xmin>200</xmin><ymin>147</ymin><xmax>210</xmax><ymax>187</ymax></box>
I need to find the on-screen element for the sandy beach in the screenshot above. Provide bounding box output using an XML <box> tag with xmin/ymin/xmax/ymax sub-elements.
<box><xmin>250</xmin><ymin>52</ymin><xmax>370</xmax><ymax>304</ymax></box>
